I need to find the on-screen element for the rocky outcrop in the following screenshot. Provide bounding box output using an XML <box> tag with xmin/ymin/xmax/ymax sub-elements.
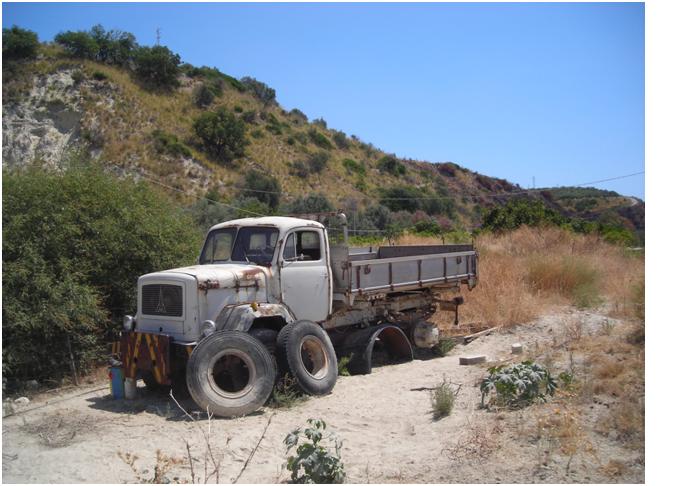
<box><xmin>2</xmin><ymin>70</ymin><xmax>84</xmax><ymax>168</ymax></box>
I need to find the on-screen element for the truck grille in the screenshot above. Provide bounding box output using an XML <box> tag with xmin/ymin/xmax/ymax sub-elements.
<box><xmin>141</xmin><ymin>284</ymin><xmax>183</xmax><ymax>317</ymax></box>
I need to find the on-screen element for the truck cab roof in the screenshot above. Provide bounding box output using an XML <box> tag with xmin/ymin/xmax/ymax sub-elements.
<box><xmin>209</xmin><ymin>216</ymin><xmax>326</xmax><ymax>234</ymax></box>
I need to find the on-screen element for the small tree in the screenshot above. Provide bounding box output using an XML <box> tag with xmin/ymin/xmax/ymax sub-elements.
<box><xmin>241</xmin><ymin>170</ymin><xmax>281</xmax><ymax>210</ymax></box>
<box><xmin>55</xmin><ymin>30</ymin><xmax>99</xmax><ymax>59</ymax></box>
<box><xmin>377</xmin><ymin>155</ymin><xmax>406</xmax><ymax>176</ymax></box>
<box><xmin>132</xmin><ymin>45</ymin><xmax>181</xmax><ymax>89</ymax></box>
<box><xmin>193</xmin><ymin>83</ymin><xmax>215</xmax><ymax>108</ymax></box>
<box><xmin>308</xmin><ymin>151</ymin><xmax>330</xmax><ymax>173</ymax></box>
<box><xmin>193</xmin><ymin>107</ymin><xmax>247</xmax><ymax>164</ymax></box>
<box><xmin>240</xmin><ymin>76</ymin><xmax>276</xmax><ymax>105</ymax></box>
<box><xmin>3</xmin><ymin>26</ymin><xmax>40</xmax><ymax>61</ymax></box>
<box><xmin>286</xmin><ymin>194</ymin><xmax>333</xmax><ymax>214</ymax></box>
<box><xmin>89</xmin><ymin>24</ymin><xmax>137</xmax><ymax>65</ymax></box>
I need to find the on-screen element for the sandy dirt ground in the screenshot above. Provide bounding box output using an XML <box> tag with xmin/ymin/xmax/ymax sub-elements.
<box><xmin>2</xmin><ymin>307</ymin><xmax>644</xmax><ymax>484</ymax></box>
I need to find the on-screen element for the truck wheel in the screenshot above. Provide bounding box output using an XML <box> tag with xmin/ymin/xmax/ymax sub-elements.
<box><xmin>276</xmin><ymin>321</ymin><xmax>338</xmax><ymax>395</ymax></box>
<box><xmin>186</xmin><ymin>331</ymin><xmax>276</xmax><ymax>418</ymax></box>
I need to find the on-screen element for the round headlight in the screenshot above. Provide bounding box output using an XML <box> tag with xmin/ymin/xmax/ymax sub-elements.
<box><xmin>200</xmin><ymin>320</ymin><xmax>216</xmax><ymax>338</ymax></box>
<box><xmin>123</xmin><ymin>315</ymin><xmax>135</xmax><ymax>331</ymax></box>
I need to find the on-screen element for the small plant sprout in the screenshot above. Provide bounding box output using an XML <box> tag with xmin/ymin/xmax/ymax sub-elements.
<box><xmin>431</xmin><ymin>376</ymin><xmax>457</xmax><ymax>419</ymax></box>
<box><xmin>480</xmin><ymin>360</ymin><xmax>557</xmax><ymax>409</ymax></box>
<box><xmin>284</xmin><ymin>419</ymin><xmax>345</xmax><ymax>484</ymax></box>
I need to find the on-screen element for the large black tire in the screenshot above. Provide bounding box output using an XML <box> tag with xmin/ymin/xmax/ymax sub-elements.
<box><xmin>276</xmin><ymin>321</ymin><xmax>338</xmax><ymax>395</ymax></box>
<box><xmin>186</xmin><ymin>331</ymin><xmax>276</xmax><ymax>417</ymax></box>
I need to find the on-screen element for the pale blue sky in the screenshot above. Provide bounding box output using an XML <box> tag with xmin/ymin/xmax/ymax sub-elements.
<box><xmin>3</xmin><ymin>2</ymin><xmax>645</xmax><ymax>198</ymax></box>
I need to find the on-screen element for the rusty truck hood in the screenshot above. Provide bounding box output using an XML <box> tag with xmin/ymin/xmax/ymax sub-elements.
<box><xmin>149</xmin><ymin>263</ymin><xmax>270</xmax><ymax>289</ymax></box>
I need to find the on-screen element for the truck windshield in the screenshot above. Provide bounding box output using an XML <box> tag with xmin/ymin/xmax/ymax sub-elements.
<box><xmin>199</xmin><ymin>226</ymin><xmax>279</xmax><ymax>266</ymax></box>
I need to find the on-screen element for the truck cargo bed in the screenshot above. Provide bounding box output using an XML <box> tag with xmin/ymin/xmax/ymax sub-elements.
<box><xmin>331</xmin><ymin>244</ymin><xmax>477</xmax><ymax>303</ymax></box>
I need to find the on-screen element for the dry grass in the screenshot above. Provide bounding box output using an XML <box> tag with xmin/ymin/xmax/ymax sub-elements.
<box><xmin>398</xmin><ymin>227</ymin><xmax>644</xmax><ymax>332</ymax></box>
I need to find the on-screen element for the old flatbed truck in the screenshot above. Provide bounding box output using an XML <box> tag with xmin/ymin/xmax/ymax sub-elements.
<box><xmin>114</xmin><ymin>214</ymin><xmax>478</xmax><ymax>417</ymax></box>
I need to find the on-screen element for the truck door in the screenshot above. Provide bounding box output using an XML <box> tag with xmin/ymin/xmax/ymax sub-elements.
<box><xmin>279</xmin><ymin>228</ymin><xmax>331</xmax><ymax>322</ymax></box>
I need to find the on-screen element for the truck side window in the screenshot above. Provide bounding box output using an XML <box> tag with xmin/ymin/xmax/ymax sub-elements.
<box><xmin>283</xmin><ymin>230</ymin><xmax>321</xmax><ymax>261</ymax></box>
<box><xmin>299</xmin><ymin>231</ymin><xmax>321</xmax><ymax>261</ymax></box>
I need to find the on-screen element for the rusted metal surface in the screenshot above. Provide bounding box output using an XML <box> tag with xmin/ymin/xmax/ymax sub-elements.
<box><xmin>119</xmin><ymin>331</ymin><xmax>172</xmax><ymax>385</ymax></box>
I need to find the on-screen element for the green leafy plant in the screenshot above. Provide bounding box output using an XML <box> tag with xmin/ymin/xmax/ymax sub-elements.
<box><xmin>337</xmin><ymin>355</ymin><xmax>352</xmax><ymax>376</ymax></box>
<box><xmin>193</xmin><ymin>107</ymin><xmax>247</xmax><ymax>163</ymax></box>
<box><xmin>132</xmin><ymin>45</ymin><xmax>181</xmax><ymax>90</ymax></box>
<box><xmin>151</xmin><ymin>130</ymin><xmax>192</xmax><ymax>158</ymax></box>
<box><xmin>307</xmin><ymin>129</ymin><xmax>333</xmax><ymax>150</ymax></box>
<box><xmin>480</xmin><ymin>361</ymin><xmax>557</xmax><ymax>409</ymax></box>
<box><xmin>284</xmin><ymin>419</ymin><xmax>345</xmax><ymax>484</ymax></box>
<box><xmin>433</xmin><ymin>338</ymin><xmax>456</xmax><ymax>357</ymax></box>
<box><xmin>431</xmin><ymin>377</ymin><xmax>456</xmax><ymax>419</ymax></box>
<box><xmin>270</xmin><ymin>374</ymin><xmax>308</xmax><ymax>409</ymax></box>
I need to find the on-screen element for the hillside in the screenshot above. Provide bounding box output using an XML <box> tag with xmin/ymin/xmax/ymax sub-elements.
<box><xmin>2</xmin><ymin>31</ymin><xmax>644</xmax><ymax>240</ymax></box>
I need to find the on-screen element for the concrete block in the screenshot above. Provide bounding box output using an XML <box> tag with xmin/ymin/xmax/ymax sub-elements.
<box><xmin>459</xmin><ymin>355</ymin><xmax>487</xmax><ymax>365</ymax></box>
<box><xmin>511</xmin><ymin>343</ymin><xmax>523</xmax><ymax>354</ymax></box>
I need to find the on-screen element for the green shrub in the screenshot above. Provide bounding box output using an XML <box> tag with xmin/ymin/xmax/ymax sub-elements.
<box><xmin>332</xmin><ymin>130</ymin><xmax>350</xmax><ymax>149</ymax></box>
<box><xmin>285</xmin><ymin>193</ymin><xmax>333</xmax><ymax>214</ymax></box>
<box><xmin>342</xmin><ymin>158</ymin><xmax>365</xmax><ymax>176</ymax></box>
<box><xmin>241</xmin><ymin>169</ymin><xmax>281</xmax><ymax>209</ymax></box>
<box><xmin>192</xmin><ymin>83</ymin><xmax>215</xmax><ymax>108</ymax></box>
<box><xmin>285</xmin><ymin>419</ymin><xmax>345</xmax><ymax>484</ymax></box>
<box><xmin>338</xmin><ymin>355</ymin><xmax>352</xmax><ymax>376</ymax></box>
<box><xmin>286</xmin><ymin>136</ymin><xmax>296</xmax><ymax>145</ymax></box>
<box><xmin>251</xmin><ymin>128</ymin><xmax>264</xmax><ymax>139</ymax></box>
<box><xmin>240</xmin><ymin>76</ymin><xmax>276</xmax><ymax>105</ymax></box>
<box><xmin>151</xmin><ymin>129</ymin><xmax>192</xmax><ymax>158</ymax></box>
<box><xmin>3</xmin><ymin>26</ymin><xmax>40</xmax><ymax>61</ymax></box>
<box><xmin>293</xmin><ymin>132</ymin><xmax>308</xmax><ymax>145</ymax></box>
<box><xmin>88</xmin><ymin>24</ymin><xmax>138</xmax><ymax>66</ymax></box>
<box><xmin>379</xmin><ymin>185</ymin><xmax>422</xmax><ymax>212</ymax></box>
<box><xmin>193</xmin><ymin>107</ymin><xmax>247</xmax><ymax>163</ymax></box>
<box><xmin>241</xmin><ymin>110</ymin><xmax>257</xmax><ymax>124</ymax></box>
<box><xmin>312</xmin><ymin>117</ymin><xmax>327</xmax><ymax>129</ymax></box>
<box><xmin>377</xmin><ymin>155</ymin><xmax>406</xmax><ymax>176</ymax></box>
<box><xmin>480</xmin><ymin>361</ymin><xmax>557</xmax><ymax>409</ymax></box>
<box><xmin>270</xmin><ymin>374</ymin><xmax>308</xmax><ymax>409</ymax></box>
<box><xmin>431</xmin><ymin>377</ymin><xmax>456</xmax><ymax>419</ymax></box>
<box><xmin>71</xmin><ymin>69</ymin><xmax>85</xmax><ymax>84</ymax></box>
<box><xmin>2</xmin><ymin>162</ymin><xmax>201</xmax><ymax>385</ymax></box>
<box><xmin>55</xmin><ymin>30</ymin><xmax>99</xmax><ymax>59</ymax></box>
<box><xmin>307</xmin><ymin>129</ymin><xmax>333</xmax><ymax>150</ymax></box>
<box><xmin>92</xmin><ymin>70</ymin><xmax>108</xmax><ymax>81</ymax></box>
<box><xmin>308</xmin><ymin>151</ymin><xmax>330</xmax><ymax>173</ymax></box>
<box><xmin>433</xmin><ymin>338</ymin><xmax>456</xmax><ymax>357</ymax></box>
<box><xmin>233</xmin><ymin>105</ymin><xmax>243</xmax><ymax>113</ymax></box>
<box><xmin>183</xmin><ymin>65</ymin><xmax>244</xmax><ymax>92</ymax></box>
<box><xmin>289</xmin><ymin>108</ymin><xmax>308</xmax><ymax>123</ymax></box>
<box><xmin>132</xmin><ymin>45</ymin><xmax>181</xmax><ymax>90</ymax></box>
<box><xmin>290</xmin><ymin>160</ymin><xmax>310</xmax><ymax>179</ymax></box>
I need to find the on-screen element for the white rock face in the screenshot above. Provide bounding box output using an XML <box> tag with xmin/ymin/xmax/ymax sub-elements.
<box><xmin>3</xmin><ymin>70</ymin><xmax>85</xmax><ymax>168</ymax></box>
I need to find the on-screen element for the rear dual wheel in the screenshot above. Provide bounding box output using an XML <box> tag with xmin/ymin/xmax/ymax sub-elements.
<box><xmin>276</xmin><ymin>320</ymin><xmax>338</xmax><ymax>395</ymax></box>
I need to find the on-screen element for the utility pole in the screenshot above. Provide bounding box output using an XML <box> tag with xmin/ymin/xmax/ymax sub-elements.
<box><xmin>532</xmin><ymin>176</ymin><xmax>535</xmax><ymax>190</ymax></box>
<box><xmin>156</xmin><ymin>28</ymin><xmax>161</xmax><ymax>46</ymax></box>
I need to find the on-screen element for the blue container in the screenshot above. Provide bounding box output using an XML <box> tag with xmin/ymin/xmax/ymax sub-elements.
<box><xmin>109</xmin><ymin>366</ymin><xmax>125</xmax><ymax>399</ymax></box>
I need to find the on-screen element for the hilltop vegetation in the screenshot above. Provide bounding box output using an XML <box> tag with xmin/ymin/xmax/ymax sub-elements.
<box><xmin>2</xmin><ymin>24</ymin><xmax>643</xmax><ymax>242</ymax></box>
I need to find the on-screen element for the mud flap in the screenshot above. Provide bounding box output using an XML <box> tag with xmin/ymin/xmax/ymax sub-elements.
<box><xmin>337</xmin><ymin>325</ymin><xmax>413</xmax><ymax>375</ymax></box>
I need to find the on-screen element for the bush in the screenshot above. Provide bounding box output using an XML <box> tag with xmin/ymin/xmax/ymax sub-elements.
<box><xmin>3</xmin><ymin>26</ymin><xmax>40</xmax><ymax>61</ymax></box>
<box><xmin>71</xmin><ymin>69</ymin><xmax>85</xmax><ymax>84</ymax></box>
<box><xmin>151</xmin><ymin>130</ymin><xmax>192</xmax><ymax>158</ymax></box>
<box><xmin>289</xmin><ymin>108</ymin><xmax>308</xmax><ymax>123</ymax></box>
<box><xmin>480</xmin><ymin>361</ymin><xmax>557</xmax><ymax>409</ymax></box>
<box><xmin>92</xmin><ymin>70</ymin><xmax>108</xmax><ymax>81</ymax></box>
<box><xmin>132</xmin><ymin>45</ymin><xmax>181</xmax><ymax>89</ymax></box>
<box><xmin>55</xmin><ymin>30</ymin><xmax>99</xmax><ymax>59</ymax></box>
<box><xmin>332</xmin><ymin>130</ymin><xmax>350</xmax><ymax>149</ymax></box>
<box><xmin>183</xmin><ymin>65</ymin><xmax>244</xmax><ymax>92</ymax></box>
<box><xmin>379</xmin><ymin>185</ymin><xmax>422</xmax><ymax>212</ymax></box>
<box><xmin>2</xmin><ymin>162</ymin><xmax>201</xmax><ymax>385</ymax></box>
<box><xmin>241</xmin><ymin>110</ymin><xmax>257</xmax><ymax>124</ymax></box>
<box><xmin>431</xmin><ymin>377</ymin><xmax>457</xmax><ymax>419</ymax></box>
<box><xmin>377</xmin><ymin>155</ymin><xmax>406</xmax><ymax>176</ymax></box>
<box><xmin>433</xmin><ymin>338</ymin><xmax>456</xmax><ymax>357</ymax></box>
<box><xmin>284</xmin><ymin>419</ymin><xmax>345</xmax><ymax>484</ymax></box>
<box><xmin>192</xmin><ymin>83</ymin><xmax>215</xmax><ymax>108</ymax></box>
<box><xmin>240</xmin><ymin>76</ymin><xmax>276</xmax><ymax>105</ymax></box>
<box><xmin>285</xmin><ymin>194</ymin><xmax>333</xmax><ymax>214</ymax></box>
<box><xmin>241</xmin><ymin>170</ymin><xmax>281</xmax><ymax>209</ymax></box>
<box><xmin>308</xmin><ymin>151</ymin><xmax>330</xmax><ymax>173</ymax></box>
<box><xmin>193</xmin><ymin>107</ymin><xmax>247</xmax><ymax>163</ymax></box>
<box><xmin>270</xmin><ymin>374</ymin><xmax>308</xmax><ymax>409</ymax></box>
<box><xmin>88</xmin><ymin>24</ymin><xmax>138</xmax><ymax>66</ymax></box>
<box><xmin>307</xmin><ymin>129</ymin><xmax>333</xmax><ymax>150</ymax></box>
<box><xmin>290</xmin><ymin>160</ymin><xmax>310</xmax><ymax>179</ymax></box>
<box><xmin>342</xmin><ymin>158</ymin><xmax>365</xmax><ymax>176</ymax></box>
